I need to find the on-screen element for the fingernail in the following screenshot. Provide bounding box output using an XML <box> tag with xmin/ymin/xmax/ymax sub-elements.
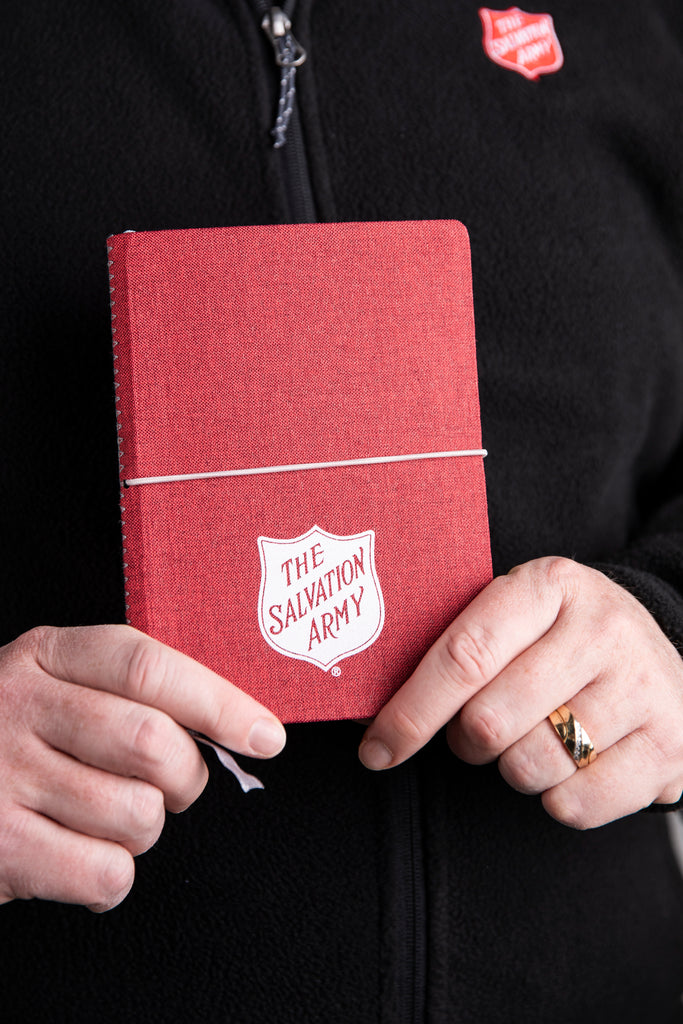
<box><xmin>359</xmin><ymin>738</ymin><xmax>393</xmax><ymax>770</ymax></box>
<box><xmin>248</xmin><ymin>718</ymin><xmax>286</xmax><ymax>757</ymax></box>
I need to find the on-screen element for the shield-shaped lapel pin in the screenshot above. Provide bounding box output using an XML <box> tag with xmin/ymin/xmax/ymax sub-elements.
<box><xmin>479</xmin><ymin>7</ymin><xmax>564</xmax><ymax>80</ymax></box>
<box><xmin>257</xmin><ymin>525</ymin><xmax>385</xmax><ymax>672</ymax></box>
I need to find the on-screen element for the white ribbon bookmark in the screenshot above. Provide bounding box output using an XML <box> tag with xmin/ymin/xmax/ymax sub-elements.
<box><xmin>188</xmin><ymin>730</ymin><xmax>264</xmax><ymax>793</ymax></box>
<box><xmin>124</xmin><ymin>449</ymin><xmax>488</xmax><ymax>487</ymax></box>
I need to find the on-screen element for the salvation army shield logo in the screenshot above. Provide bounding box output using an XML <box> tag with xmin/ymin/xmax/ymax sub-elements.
<box><xmin>479</xmin><ymin>8</ymin><xmax>564</xmax><ymax>80</ymax></box>
<box><xmin>257</xmin><ymin>525</ymin><xmax>385</xmax><ymax>671</ymax></box>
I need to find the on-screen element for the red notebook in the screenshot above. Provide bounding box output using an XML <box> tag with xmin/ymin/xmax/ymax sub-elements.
<box><xmin>108</xmin><ymin>220</ymin><xmax>491</xmax><ymax>722</ymax></box>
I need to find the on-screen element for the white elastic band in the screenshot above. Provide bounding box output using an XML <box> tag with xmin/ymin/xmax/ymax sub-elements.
<box><xmin>124</xmin><ymin>449</ymin><xmax>487</xmax><ymax>487</ymax></box>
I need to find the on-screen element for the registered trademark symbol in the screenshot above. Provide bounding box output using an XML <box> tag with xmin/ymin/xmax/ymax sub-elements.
<box><xmin>331</xmin><ymin>665</ymin><xmax>342</xmax><ymax>677</ymax></box>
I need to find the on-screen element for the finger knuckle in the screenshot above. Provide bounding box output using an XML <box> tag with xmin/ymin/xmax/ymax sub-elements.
<box><xmin>6</xmin><ymin>872</ymin><xmax>31</xmax><ymax>901</ymax></box>
<box><xmin>535</xmin><ymin>556</ymin><xmax>584</xmax><ymax>601</ymax></box>
<box><xmin>127</xmin><ymin>782</ymin><xmax>165</xmax><ymax>832</ymax></box>
<box><xmin>390</xmin><ymin>705</ymin><xmax>429</xmax><ymax>746</ymax></box>
<box><xmin>172</xmin><ymin>764</ymin><xmax>208</xmax><ymax>813</ymax></box>
<box><xmin>125</xmin><ymin>786</ymin><xmax>165</xmax><ymax>853</ymax></box>
<box><xmin>130</xmin><ymin>710</ymin><xmax>181</xmax><ymax>774</ymax></box>
<box><xmin>656</xmin><ymin>783</ymin><xmax>683</xmax><ymax>806</ymax></box>
<box><xmin>0</xmin><ymin>809</ymin><xmax>46</xmax><ymax>900</ymax></box>
<box><xmin>9</xmin><ymin>625</ymin><xmax>58</xmax><ymax>668</ymax></box>
<box><xmin>124</xmin><ymin>638</ymin><xmax>175</xmax><ymax>706</ymax></box>
<box><xmin>95</xmin><ymin>848</ymin><xmax>134</xmax><ymax>906</ymax></box>
<box><xmin>0</xmin><ymin>806</ymin><xmax>29</xmax><ymax>870</ymax></box>
<box><xmin>459</xmin><ymin>701</ymin><xmax>507</xmax><ymax>757</ymax></box>
<box><xmin>542</xmin><ymin>790</ymin><xmax>590</xmax><ymax>830</ymax></box>
<box><xmin>499</xmin><ymin>747</ymin><xmax>542</xmax><ymax>794</ymax></box>
<box><xmin>444</xmin><ymin>625</ymin><xmax>499</xmax><ymax>689</ymax></box>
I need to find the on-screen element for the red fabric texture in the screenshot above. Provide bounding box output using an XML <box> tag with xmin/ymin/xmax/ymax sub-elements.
<box><xmin>109</xmin><ymin>221</ymin><xmax>492</xmax><ymax>722</ymax></box>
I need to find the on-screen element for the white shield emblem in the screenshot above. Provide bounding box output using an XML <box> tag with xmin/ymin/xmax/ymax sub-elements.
<box><xmin>257</xmin><ymin>525</ymin><xmax>385</xmax><ymax>671</ymax></box>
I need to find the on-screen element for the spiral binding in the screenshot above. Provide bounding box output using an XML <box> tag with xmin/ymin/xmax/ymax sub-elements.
<box><xmin>106</xmin><ymin>238</ymin><xmax>130</xmax><ymax>622</ymax></box>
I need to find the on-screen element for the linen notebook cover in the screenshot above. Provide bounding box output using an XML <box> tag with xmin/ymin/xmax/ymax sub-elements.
<box><xmin>108</xmin><ymin>220</ymin><xmax>492</xmax><ymax>723</ymax></box>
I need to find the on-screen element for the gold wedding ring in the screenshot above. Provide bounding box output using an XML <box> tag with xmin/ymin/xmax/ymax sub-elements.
<box><xmin>549</xmin><ymin>704</ymin><xmax>596</xmax><ymax>768</ymax></box>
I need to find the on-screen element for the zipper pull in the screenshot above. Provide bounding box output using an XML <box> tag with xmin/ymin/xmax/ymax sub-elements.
<box><xmin>261</xmin><ymin>7</ymin><xmax>307</xmax><ymax>67</ymax></box>
<box><xmin>261</xmin><ymin>6</ymin><xmax>307</xmax><ymax>148</ymax></box>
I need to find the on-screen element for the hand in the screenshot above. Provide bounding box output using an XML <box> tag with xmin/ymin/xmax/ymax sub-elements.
<box><xmin>359</xmin><ymin>557</ymin><xmax>683</xmax><ymax>828</ymax></box>
<box><xmin>0</xmin><ymin>625</ymin><xmax>286</xmax><ymax>910</ymax></box>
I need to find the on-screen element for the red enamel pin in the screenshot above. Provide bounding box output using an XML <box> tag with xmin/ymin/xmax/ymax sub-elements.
<box><xmin>478</xmin><ymin>7</ymin><xmax>564</xmax><ymax>80</ymax></box>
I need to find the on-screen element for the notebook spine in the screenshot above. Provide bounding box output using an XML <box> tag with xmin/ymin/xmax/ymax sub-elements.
<box><xmin>106</xmin><ymin>236</ymin><xmax>131</xmax><ymax>623</ymax></box>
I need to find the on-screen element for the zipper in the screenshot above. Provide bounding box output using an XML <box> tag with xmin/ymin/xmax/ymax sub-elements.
<box><xmin>249</xmin><ymin>7</ymin><xmax>423</xmax><ymax>1018</ymax></box>
<box><xmin>261</xmin><ymin>4</ymin><xmax>307</xmax><ymax>148</ymax></box>
<box><xmin>253</xmin><ymin>1</ymin><xmax>317</xmax><ymax>222</ymax></box>
<box><xmin>403</xmin><ymin>766</ymin><xmax>427</xmax><ymax>1024</ymax></box>
<box><xmin>384</xmin><ymin>765</ymin><xmax>426</xmax><ymax>1023</ymax></box>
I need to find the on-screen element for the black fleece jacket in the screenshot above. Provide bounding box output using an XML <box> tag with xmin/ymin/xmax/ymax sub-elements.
<box><xmin>2</xmin><ymin>2</ymin><xmax>683</xmax><ymax>1022</ymax></box>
